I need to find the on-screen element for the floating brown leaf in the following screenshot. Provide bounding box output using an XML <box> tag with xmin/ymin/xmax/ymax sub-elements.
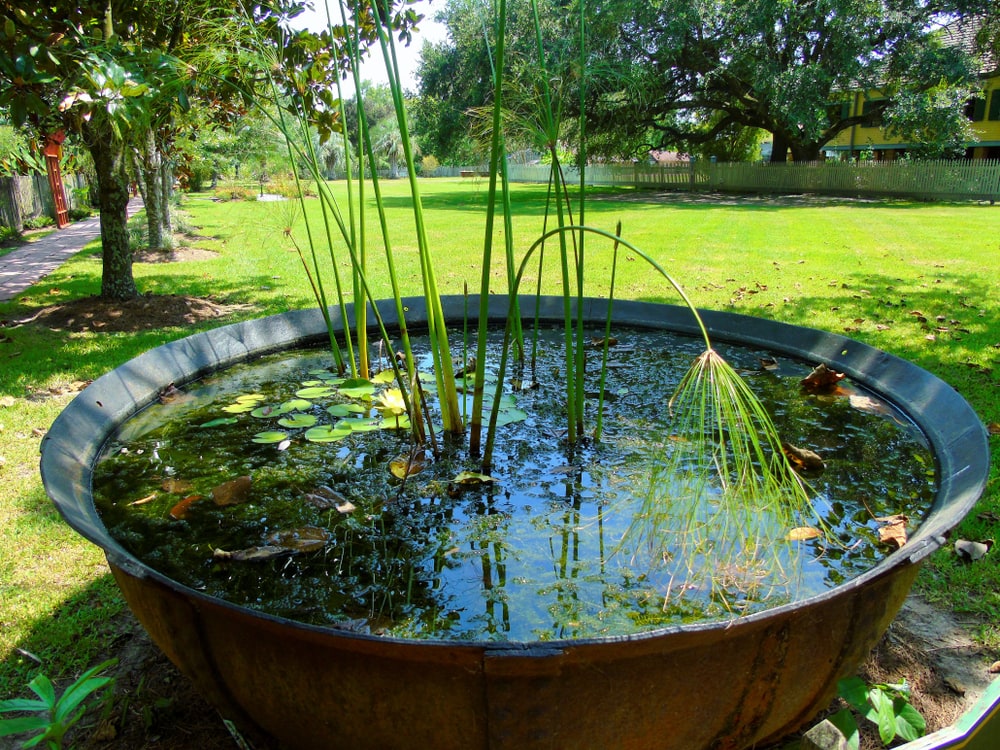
<box><xmin>158</xmin><ymin>383</ymin><xmax>192</xmax><ymax>405</ymax></box>
<box><xmin>161</xmin><ymin>477</ymin><xmax>193</xmax><ymax>494</ymax></box>
<box><xmin>213</xmin><ymin>545</ymin><xmax>289</xmax><ymax>562</ymax></box>
<box><xmin>390</xmin><ymin>451</ymin><xmax>426</xmax><ymax>480</ymax></box>
<box><xmin>801</xmin><ymin>363</ymin><xmax>846</xmax><ymax>393</ymax></box>
<box><xmin>169</xmin><ymin>494</ymin><xmax>204</xmax><ymax>520</ymax></box>
<box><xmin>265</xmin><ymin>526</ymin><xmax>332</xmax><ymax>552</ymax></box>
<box><xmin>759</xmin><ymin>356</ymin><xmax>779</xmax><ymax>371</ymax></box>
<box><xmin>211</xmin><ymin>475</ymin><xmax>252</xmax><ymax>506</ymax></box>
<box><xmin>782</xmin><ymin>442</ymin><xmax>825</xmax><ymax>473</ymax></box>
<box><xmin>786</xmin><ymin>526</ymin><xmax>823</xmax><ymax>541</ymax></box>
<box><xmin>305</xmin><ymin>485</ymin><xmax>349</xmax><ymax>509</ymax></box>
<box><xmin>876</xmin><ymin>514</ymin><xmax>909</xmax><ymax>549</ymax></box>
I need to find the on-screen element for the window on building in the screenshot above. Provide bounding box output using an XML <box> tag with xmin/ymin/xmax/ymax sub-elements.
<box><xmin>861</xmin><ymin>98</ymin><xmax>888</xmax><ymax>124</ymax></box>
<box><xmin>989</xmin><ymin>90</ymin><xmax>1000</xmax><ymax>121</ymax></box>
<box><xmin>965</xmin><ymin>96</ymin><xmax>987</xmax><ymax>121</ymax></box>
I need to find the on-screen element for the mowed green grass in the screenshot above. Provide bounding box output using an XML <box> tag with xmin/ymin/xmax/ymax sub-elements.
<box><xmin>1</xmin><ymin>178</ymin><xmax>997</xmax><ymax>698</ymax></box>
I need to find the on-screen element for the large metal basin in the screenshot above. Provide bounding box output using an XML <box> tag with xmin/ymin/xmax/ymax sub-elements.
<box><xmin>40</xmin><ymin>296</ymin><xmax>989</xmax><ymax>750</ymax></box>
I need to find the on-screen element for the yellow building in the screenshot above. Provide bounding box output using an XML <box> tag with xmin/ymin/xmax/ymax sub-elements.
<box><xmin>825</xmin><ymin>19</ymin><xmax>1000</xmax><ymax>160</ymax></box>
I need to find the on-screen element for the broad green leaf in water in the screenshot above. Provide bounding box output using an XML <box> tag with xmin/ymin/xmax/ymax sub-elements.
<box><xmin>327</xmin><ymin>403</ymin><xmax>366</xmax><ymax>417</ymax></box>
<box><xmin>251</xmin><ymin>403</ymin><xmax>288</xmax><ymax>418</ymax></box>
<box><xmin>199</xmin><ymin>417</ymin><xmax>239</xmax><ymax>428</ymax></box>
<box><xmin>308</xmin><ymin>369</ymin><xmax>344</xmax><ymax>383</ymax></box>
<box><xmin>252</xmin><ymin>431</ymin><xmax>289</xmax><ymax>444</ymax></box>
<box><xmin>454</xmin><ymin>471</ymin><xmax>496</xmax><ymax>485</ymax></box>
<box><xmin>495</xmin><ymin>407</ymin><xmax>528</xmax><ymax>427</ymax></box>
<box><xmin>341</xmin><ymin>417</ymin><xmax>380</xmax><ymax>433</ymax></box>
<box><xmin>236</xmin><ymin>393</ymin><xmax>266</xmax><ymax>403</ymax></box>
<box><xmin>372</xmin><ymin>369</ymin><xmax>396</xmax><ymax>384</ymax></box>
<box><xmin>281</xmin><ymin>398</ymin><xmax>313</xmax><ymax>412</ymax></box>
<box><xmin>378</xmin><ymin>414</ymin><xmax>411</xmax><ymax>430</ymax></box>
<box><xmin>278</xmin><ymin>413</ymin><xmax>317</xmax><ymax>428</ymax></box>
<box><xmin>222</xmin><ymin>401</ymin><xmax>260</xmax><ymax>414</ymax></box>
<box><xmin>304</xmin><ymin>424</ymin><xmax>352</xmax><ymax>443</ymax></box>
<box><xmin>338</xmin><ymin>378</ymin><xmax>375</xmax><ymax>399</ymax></box>
<box><xmin>295</xmin><ymin>386</ymin><xmax>335</xmax><ymax>399</ymax></box>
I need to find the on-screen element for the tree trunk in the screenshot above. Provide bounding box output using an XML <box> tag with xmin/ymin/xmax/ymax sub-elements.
<box><xmin>139</xmin><ymin>130</ymin><xmax>164</xmax><ymax>250</ymax></box>
<box><xmin>769</xmin><ymin>132</ymin><xmax>789</xmax><ymax>163</ymax></box>
<box><xmin>790</xmin><ymin>142</ymin><xmax>823</xmax><ymax>163</ymax></box>
<box><xmin>84</xmin><ymin>119</ymin><xmax>139</xmax><ymax>301</ymax></box>
<box><xmin>159</xmin><ymin>158</ymin><xmax>172</xmax><ymax>236</ymax></box>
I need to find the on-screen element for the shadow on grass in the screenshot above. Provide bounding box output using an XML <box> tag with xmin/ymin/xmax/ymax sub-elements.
<box><xmin>1</xmin><ymin>571</ymin><xmax>235</xmax><ymax>750</ymax></box>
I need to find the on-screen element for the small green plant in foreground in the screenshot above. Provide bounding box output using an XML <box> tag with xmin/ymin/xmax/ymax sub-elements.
<box><xmin>0</xmin><ymin>659</ymin><xmax>116</xmax><ymax>749</ymax></box>
<box><xmin>827</xmin><ymin>675</ymin><xmax>926</xmax><ymax>749</ymax></box>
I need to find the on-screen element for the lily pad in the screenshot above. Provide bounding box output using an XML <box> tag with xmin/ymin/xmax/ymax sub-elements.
<box><xmin>199</xmin><ymin>417</ymin><xmax>239</xmax><ymax>428</ymax></box>
<box><xmin>327</xmin><ymin>403</ymin><xmax>367</xmax><ymax>417</ymax></box>
<box><xmin>222</xmin><ymin>401</ymin><xmax>260</xmax><ymax>414</ymax></box>
<box><xmin>295</xmin><ymin>385</ymin><xmax>336</xmax><ymax>399</ymax></box>
<box><xmin>341</xmin><ymin>417</ymin><xmax>380</xmax><ymax>433</ymax></box>
<box><xmin>281</xmin><ymin>398</ymin><xmax>313</xmax><ymax>412</ymax></box>
<box><xmin>378</xmin><ymin>414</ymin><xmax>412</xmax><ymax>430</ymax></box>
<box><xmin>278</xmin><ymin>413</ymin><xmax>318</xmax><ymax>428</ymax></box>
<box><xmin>304</xmin><ymin>424</ymin><xmax>353</xmax><ymax>443</ymax></box>
<box><xmin>495</xmin><ymin>407</ymin><xmax>528</xmax><ymax>427</ymax></box>
<box><xmin>252</xmin><ymin>430</ymin><xmax>290</xmax><ymax>444</ymax></box>
<box><xmin>453</xmin><ymin>471</ymin><xmax>496</xmax><ymax>485</ymax></box>
<box><xmin>338</xmin><ymin>378</ymin><xmax>375</xmax><ymax>399</ymax></box>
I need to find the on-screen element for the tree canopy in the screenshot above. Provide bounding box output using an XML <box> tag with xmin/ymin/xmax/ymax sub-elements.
<box><xmin>416</xmin><ymin>0</ymin><xmax>991</xmax><ymax>163</ymax></box>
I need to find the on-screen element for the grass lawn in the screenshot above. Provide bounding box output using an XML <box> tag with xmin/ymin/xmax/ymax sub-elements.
<box><xmin>1</xmin><ymin>179</ymin><xmax>997</xmax><ymax>722</ymax></box>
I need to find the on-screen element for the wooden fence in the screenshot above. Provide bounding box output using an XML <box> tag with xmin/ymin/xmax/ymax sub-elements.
<box><xmin>0</xmin><ymin>173</ymin><xmax>88</xmax><ymax>230</ymax></box>
<box><xmin>440</xmin><ymin>160</ymin><xmax>1000</xmax><ymax>202</ymax></box>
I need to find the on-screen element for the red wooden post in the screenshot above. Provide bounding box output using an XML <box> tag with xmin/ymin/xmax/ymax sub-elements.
<box><xmin>43</xmin><ymin>131</ymin><xmax>70</xmax><ymax>228</ymax></box>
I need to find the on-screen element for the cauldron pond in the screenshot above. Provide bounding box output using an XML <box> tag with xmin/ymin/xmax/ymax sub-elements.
<box><xmin>40</xmin><ymin>295</ymin><xmax>989</xmax><ymax>750</ymax></box>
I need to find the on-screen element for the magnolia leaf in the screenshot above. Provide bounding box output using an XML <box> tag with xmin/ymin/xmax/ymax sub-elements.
<box><xmin>211</xmin><ymin>475</ymin><xmax>252</xmax><ymax>506</ymax></box>
<box><xmin>786</xmin><ymin>526</ymin><xmax>823</xmax><ymax>541</ymax></box>
<box><xmin>252</xmin><ymin>430</ymin><xmax>289</xmax><ymax>444</ymax></box>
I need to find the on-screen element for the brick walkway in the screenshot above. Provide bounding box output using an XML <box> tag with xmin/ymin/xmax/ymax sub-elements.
<box><xmin>0</xmin><ymin>198</ymin><xmax>143</xmax><ymax>302</ymax></box>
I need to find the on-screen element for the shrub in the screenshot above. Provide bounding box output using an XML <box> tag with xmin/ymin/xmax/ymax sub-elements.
<box><xmin>22</xmin><ymin>215</ymin><xmax>56</xmax><ymax>230</ymax></box>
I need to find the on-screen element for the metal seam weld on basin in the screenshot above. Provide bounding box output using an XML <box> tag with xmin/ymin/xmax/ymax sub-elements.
<box><xmin>40</xmin><ymin>296</ymin><xmax>990</xmax><ymax>750</ymax></box>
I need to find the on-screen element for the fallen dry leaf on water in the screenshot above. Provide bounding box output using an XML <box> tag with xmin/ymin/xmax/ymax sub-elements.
<box><xmin>214</xmin><ymin>526</ymin><xmax>332</xmax><ymax>561</ymax></box>
<box><xmin>211</xmin><ymin>475</ymin><xmax>252</xmax><ymax>506</ymax></box>
<box><xmin>786</xmin><ymin>526</ymin><xmax>823</xmax><ymax>541</ymax></box>
<box><xmin>955</xmin><ymin>539</ymin><xmax>993</xmax><ymax>562</ymax></box>
<box><xmin>782</xmin><ymin>442</ymin><xmax>825</xmax><ymax>474</ymax></box>
<box><xmin>876</xmin><ymin>514</ymin><xmax>909</xmax><ymax>549</ymax></box>
<box><xmin>169</xmin><ymin>494</ymin><xmax>204</xmax><ymax>520</ymax></box>
<box><xmin>390</xmin><ymin>451</ymin><xmax>426</xmax><ymax>479</ymax></box>
<box><xmin>801</xmin><ymin>363</ymin><xmax>845</xmax><ymax>393</ymax></box>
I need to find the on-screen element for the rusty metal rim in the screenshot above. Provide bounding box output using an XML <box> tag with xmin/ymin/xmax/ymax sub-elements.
<box><xmin>40</xmin><ymin>295</ymin><xmax>989</xmax><ymax>654</ymax></box>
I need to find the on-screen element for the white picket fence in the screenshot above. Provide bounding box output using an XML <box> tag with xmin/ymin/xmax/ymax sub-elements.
<box><xmin>438</xmin><ymin>160</ymin><xmax>1000</xmax><ymax>202</ymax></box>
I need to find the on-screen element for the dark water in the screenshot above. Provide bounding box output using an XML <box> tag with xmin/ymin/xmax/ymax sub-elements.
<box><xmin>93</xmin><ymin>327</ymin><xmax>934</xmax><ymax>642</ymax></box>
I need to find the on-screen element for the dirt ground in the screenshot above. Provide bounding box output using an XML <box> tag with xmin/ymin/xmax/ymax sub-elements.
<box><xmin>4</xmin><ymin>248</ymin><xmax>996</xmax><ymax>748</ymax></box>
